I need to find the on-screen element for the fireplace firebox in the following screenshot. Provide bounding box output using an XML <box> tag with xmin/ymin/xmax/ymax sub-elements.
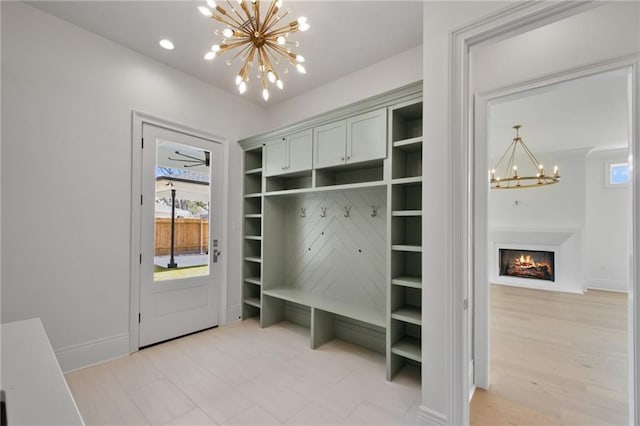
<box><xmin>499</xmin><ymin>248</ymin><xmax>555</xmax><ymax>282</ymax></box>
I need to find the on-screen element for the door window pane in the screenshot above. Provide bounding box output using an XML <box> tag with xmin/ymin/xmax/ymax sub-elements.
<box><xmin>154</xmin><ymin>140</ymin><xmax>211</xmax><ymax>281</ymax></box>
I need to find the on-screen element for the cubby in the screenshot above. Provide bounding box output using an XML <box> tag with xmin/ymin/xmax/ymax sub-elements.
<box><xmin>244</xmin><ymin>147</ymin><xmax>263</xmax><ymax>171</ymax></box>
<box><xmin>391</xmin><ymin>250</ymin><xmax>422</xmax><ymax>288</ymax></box>
<box><xmin>391</xmin><ymin>183</ymin><xmax>422</xmax><ymax>212</ymax></box>
<box><xmin>315</xmin><ymin>160</ymin><xmax>384</xmax><ymax>188</ymax></box>
<box><xmin>392</xmin><ymin>215</ymin><xmax>422</xmax><ymax>247</ymax></box>
<box><xmin>391</xmin><ymin>101</ymin><xmax>423</xmax><ymax>143</ymax></box>
<box><xmin>392</xmin><ymin>143</ymin><xmax>422</xmax><ymax>179</ymax></box>
<box><xmin>244</xmin><ymin>197</ymin><xmax>262</xmax><ymax>215</ymax></box>
<box><xmin>243</xmin><ymin>217</ymin><xmax>262</xmax><ymax>237</ymax></box>
<box><xmin>244</xmin><ymin>172</ymin><xmax>262</xmax><ymax>195</ymax></box>
<box><xmin>265</xmin><ymin>171</ymin><xmax>312</xmax><ymax>193</ymax></box>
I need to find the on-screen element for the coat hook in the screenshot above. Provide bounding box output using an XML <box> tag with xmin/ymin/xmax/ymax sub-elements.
<box><xmin>343</xmin><ymin>206</ymin><xmax>351</xmax><ymax>217</ymax></box>
<box><xmin>300</xmin><ymin>207</ymin><xmax>306</xmax><ymax>218</ymax></box>
<box><xmin>320</xmin><ymin>207</ymin><xmax>327</xmax><ymax>218</ymax></box>
<box><xmin>371</xmin><ymin>205</ymin><xmax>378</xmax><ymax>217</ymax></box>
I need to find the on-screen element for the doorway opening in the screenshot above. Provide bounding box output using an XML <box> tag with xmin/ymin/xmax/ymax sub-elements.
<box><xmin>472</xmin><ymin>67</ymin><xmax>632</xmax><ymax>425</ymax></box>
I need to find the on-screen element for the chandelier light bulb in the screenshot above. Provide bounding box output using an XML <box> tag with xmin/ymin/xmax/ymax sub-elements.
<box><xmin>297</xmin><ymin>16</ymin><xmax>307</xmax><ymax>24</ymax></box>
<box><xmin>159</xmin><ymin>39</ymin><xmax>175</xmax><ymax>50</ymax></box>
<box><xmin>262</xmin><ymin>88</ymin><xmax>270</xmax><ymax>101</ymax></box>
<box><xmin>296</xmin><ymin>64</ymin><xmax>306</xmax><ymax>74</ymax></box>
<box><xmin>238</xmin><ymin>81</ymin><xmax>247</xmax><ymax>94</ymax></box>
<box><xmin>212</xmin><ymin>44</ymin><xmax>221</xmax><ymax>52</ymax></box>
<box><xmin>296</xmin><ymin>55</ymin><xmax>305</xmax><ymax>63</ymax></box>
<box><xmin>206</xmin><ymin>0</ymin><xmax>217</xmax><ymax>8</ymax></box>
<box><xmin>275</xmin><ymin>0</ymin><xmax>283</xmax><ymax>7</ymax></box>
<box><xmin>204</xmin><ymin>51</ymin><xmax>216</xmax><ymax>60</ymax></box>
<box><xmin>235</xmin><ymin>75</ymin><xmax>242</xmax><ymax>85</ymax></box>
<box><xmin>298</xmin><ymin>22</ymin><xmax>310</xmax><ymax>32</ymax></box>
<box><xmin>198</xmin><ymin>6</ymin><xmax>213</xmax><ymax>17</ymax></box>
<box><xmin>222</xmin><ymin>28</ymin><xmax>234</xmax><ymax>38</ymax></box>
<box><xmin>276</xmin><ymin>80</ymin><xmax>284</xmax><ymax>90</ymax></box>
<box><xmin>277</xmin><ymin>36</ymin><xmax>286</xmax><ymax>45</ymax></box>
<box><xmin>267</xmin><ymin>71</ymin><xmax>276</xmax><ymax>83</ymax></box>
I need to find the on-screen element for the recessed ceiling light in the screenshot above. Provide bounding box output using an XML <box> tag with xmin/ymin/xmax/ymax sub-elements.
<box><xmin>159</xmin><ymin>39</ymin><xmax>174</xmax><ymax>50</ymax></box>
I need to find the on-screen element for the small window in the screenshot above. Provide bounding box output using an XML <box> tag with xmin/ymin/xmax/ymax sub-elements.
<box><xmin>606</xmin><ymin>162</ymin><xmax>630</xmax><ymax>187</ymax></box>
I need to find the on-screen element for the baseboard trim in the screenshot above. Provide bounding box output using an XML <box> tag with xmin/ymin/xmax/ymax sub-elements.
<box><xmin>419</xmin><ymin>405</ymin><xmax>448</xmax><ymax>426</ymax></box>
<box><xmin>226</xmin><ymin>304</ymin><xmax>242</xmax><ymax>324</ymax></box>
<box><xmin>55</xmin><ymin>333</ymin><xmax>129</xmax><ymax>373</ymax></box>
<box><xmin>586</xmin><ymin>278</ymin><xmax>628</xmax><ymax>293</ymax></box>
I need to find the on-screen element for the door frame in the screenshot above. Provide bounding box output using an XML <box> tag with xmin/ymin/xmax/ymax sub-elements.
<box><xmin>447</xmin><ymin>2</ymin><xmax>640</xmax><ymax>425</ymax></box>
<box><xmin>129</xmin><ymin>111</ymin><xmax>230</xmax><ymax>353</ymax></box>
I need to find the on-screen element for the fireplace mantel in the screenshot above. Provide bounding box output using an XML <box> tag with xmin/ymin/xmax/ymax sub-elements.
<box><xmin>489</xmin><ymin>228</ymin><xmax>583</xmax><ymax>294</ymax></box>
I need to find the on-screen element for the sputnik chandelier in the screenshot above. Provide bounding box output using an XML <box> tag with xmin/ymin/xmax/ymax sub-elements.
<box><xmin>490</xmin><ymin>125</ymin><xmax>560</xmax><ymax>189</ymax></box>
<box><xmin>198</xmin><ymin>0</ymin><xmax>310</xmax><ymax>101</ymax></box>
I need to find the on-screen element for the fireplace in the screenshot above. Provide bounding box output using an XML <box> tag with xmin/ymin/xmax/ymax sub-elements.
<box><xmin>499</xmin><ymin>248</ymin><xmax>555</xmax><ymax>282</ymax></box>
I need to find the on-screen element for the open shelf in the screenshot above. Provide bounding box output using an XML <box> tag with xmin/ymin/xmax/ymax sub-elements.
<box><xmin>393</xmin><ymin>136</ymin><xmax>423</xmax><ymax>150</ymax></box>
<box><xmin>244</xmin><ymin>197</ymin><xmax>262</xmax><ymax>215</ymax></box>
<box><xmin>392</xmin><ymin>142</ymin><xmax>422</xmax><ymax>180</ymax></box>
<box><xmin>244</xmin><ymin>214</ymin><xmax>262</xmax><ymax>219</ymax></box>
<box><xmin>391</xmin><ymin>276</ymin><xmax>422</xmax><ymax>289</ymax></box>
<box><xmin>244</xmin><ymin>277</ymin><xmax>262</xmax><ymax>286</ymax></box>
<box><xmin>391</xmin><ymin>306</ymin><xmax>421</xmax><ymax>326</ymax></box>
<box><xmin>392</xmin><ymin>215</ymin><xmax>422</xmax><ymax>246</ymax></box>
<box><xmin>244</xmin><ymin>239</ymin><xmax>261</xmax><ymax>259</ymax></box>
<box><xmin>316</xmin><ymin>160</ymin><xmax>384</xmax><ymax>188</ymax></box>
<box><xmin>391</xmin><ymin>336</ymin><xmax>421</xmax><ymax>362</ymax></box>
<box><xmin>262</xmin><ymin>288</ymin><xmax>386</xmax><ymax>328</ymax></box>
<box><xmin>244</xmin><ymin>297</ymin><xmax>261</xmax><ymax>308</ymax></box>
<box><xmin>244</xmin><ymin>147</ymin><xmax>263</xmax><ymax>170</ymax></box>
<box><xmin>265</xmin><ymin>180</ymin><xmax>386</xmax><ymax>197</ymax></box>
<box><xmin>391</xmin><ymin>176</ymin><xmax>423</xmax><ymax>186</ymax></box>
<box><xmin>244</xmin><ymin>235</ymin><xmax>262</xmax><ymax>241</ymax></box>
<box><xmin>392</xmin><ymin>210</ymin><xmax>422</xmax><ymax>217</ymax></box>
<box><xmin>265</xmin><ymin>170</ymin><xmax>312</xmax><ymax>192</ymax></box>
<box><xmin>391</xmin><ymin>101</ymin><xmax>423</xmax><ymax>143</ymax></box>
<box><xmin>244</xmin><ymin>257</ymin><xmax>262</xmax><ymax>263</ymax></box>
<box><xmin>244</xmin><ymin>172</ymin><xmax>262</xmax><ymax>195</ymax></box>
<box><xmin>245</xmin><ymin>167</ymin><xmax>263</xmax><ymax>175</ymax></box>
<box><xmin>244</xmin><ymin>193</ymin><xmax>262</xmax><ymax>198</ymax></box>
<box><xmin>391</xmin><ymin>182</ymin><xmax>422</xmax><ymax>211</ymax></box>
<box><xmin>392</xmin><ymin>245</ymin><xmax>422</xmax><ymax>252</ymax></box>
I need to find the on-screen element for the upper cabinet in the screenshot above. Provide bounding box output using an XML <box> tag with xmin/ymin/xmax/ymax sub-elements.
<box><xmin>313</xmin><ymin>108</ymin><xmax>387</xmax><ymax>169</ymax></box>
<box><xmin>264</xmin><ymin>129</ymin><xmax>313</xmax><ymax>177</ymax></box>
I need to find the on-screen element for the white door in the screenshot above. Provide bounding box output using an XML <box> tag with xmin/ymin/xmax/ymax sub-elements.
<box><xmin>139</xmin><ymin>124</ymin><xmax>223</xmax><ymax>347</ymax></box>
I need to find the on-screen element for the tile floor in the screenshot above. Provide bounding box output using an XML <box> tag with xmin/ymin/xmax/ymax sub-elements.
<box><xmin>65</xmin><ymin>319</ymin><xmax>421</xmax><ymax>425</ymax></box>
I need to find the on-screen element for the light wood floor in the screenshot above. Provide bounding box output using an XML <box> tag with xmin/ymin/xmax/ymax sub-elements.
<box><xmin>470</xmin><ymin>285</ymin><xmax>628</xmax><ymax>426</ymax></box>
<box><xmin>65</xmin><ymin>320</ymin><xmax>421</xmax><ymax>425</ymax></box>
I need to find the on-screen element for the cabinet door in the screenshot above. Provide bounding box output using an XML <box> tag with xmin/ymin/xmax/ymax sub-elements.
<box><xmin>313</xmin><ymin>120</ymin><xmax>347</xmax><ymax>169</ymax></box>
<box><xmin>287</xmin><ymin>129</ymin><xmax>313</xmax><ymax>173</ymax></box>
<box><xmin>346</xmin><ymin>108</ymin><xmax>387</xmax><ymax>164</ymax></box>
<box><xmin>264</xmin><ymin>137</ymin><xmax>288</xmax><ymax>177</ymax></box>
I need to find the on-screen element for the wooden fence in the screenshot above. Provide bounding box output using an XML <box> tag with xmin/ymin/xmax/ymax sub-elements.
<box><xmin>155</xmin><ymin>218</ymin><xmax>208</xmax><ymax>256</ymax></box>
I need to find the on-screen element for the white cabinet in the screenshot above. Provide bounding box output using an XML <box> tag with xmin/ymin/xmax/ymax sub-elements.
<box><xmin>313</xmin><ymin>108</ymin><xmax>387</xmax><ymax>169</ymax></box>
<box><xmin>264</xmin><ymin>129</ymin><xmax>313</xmax><ymax>176</ymax></box>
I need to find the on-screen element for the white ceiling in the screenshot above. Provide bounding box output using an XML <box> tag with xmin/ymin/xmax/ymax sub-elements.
<box><xmin>488</xmin><ymin>68</ymin><xmax>630</xmax><ymax>159</ymax></box>
<box><xmin>29</xmin><ymin>0</ymin><xmax>423</xmax><ymax>106</ymax></box>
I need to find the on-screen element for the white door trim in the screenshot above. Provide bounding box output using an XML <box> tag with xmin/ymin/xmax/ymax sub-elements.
<box><xmin>442</xmin><ymin>2</ymin><xmax>639</xmax><ymax>426</ymax></box>
<box><xmin>129</xmin><ymin>111</ymin><xmax>230</xmax><ymax>353</ymax></box>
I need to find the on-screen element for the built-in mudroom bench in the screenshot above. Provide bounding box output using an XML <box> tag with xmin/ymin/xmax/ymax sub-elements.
<box><xmin>238</xmin><ymin>82</ymin><xmax>423</xmax><ymax>380</ymax></box>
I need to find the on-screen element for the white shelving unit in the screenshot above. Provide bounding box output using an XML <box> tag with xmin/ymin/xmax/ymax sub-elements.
<box><xmin>238</xmin><ymin>83</ymin><xmax>423</xmax><ymax>381</ymax></box>
<box><xmin>242</xmin><ymin>146</ymin><xmax>264</xmax><ymax>320</ymax></box>
<box><xmin>387</xmin><ymin>99</ymin><xmax>423</xmax><ymax>380</ymax></box>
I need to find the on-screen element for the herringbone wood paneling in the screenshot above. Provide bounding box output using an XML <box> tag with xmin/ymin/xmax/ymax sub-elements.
<box><xmin>277</xmin><ymin>189</ymin><xmax>387</xmax><ymax>313</ymax></box>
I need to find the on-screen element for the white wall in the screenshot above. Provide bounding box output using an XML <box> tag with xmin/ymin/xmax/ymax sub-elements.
<box><xmin>585</xmin><ymin>148</ymin><xmax>630</xmax><ymax>291</ymax></box>
<box><xmin>420</xmin><ymin>2</ymin><xmax>506</xmax><ymax>423</ymax></box>
<box><xmin>471</xmin><ymin>2</ymin><xmax>640</xmax><ymax>94</ymax></box>
<box><xmin>264</xmin><ymin>45</ymin><xmax>423</xmax><ymax>130</ymax></box>
<box><xmin>1</xmin><ymin>2</ymin><xmax>268</xmax><ymax>371</ymax></box>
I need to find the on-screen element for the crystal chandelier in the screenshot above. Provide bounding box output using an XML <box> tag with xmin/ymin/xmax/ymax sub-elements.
<box><xmin>490</xmin><ymin>125</ymin><xmax>560</xmax><ymax>189</ymax></box>
<box><xmin>198</xmin><ymin>0</ymin><xmax>310</xmax><ymax>101</ymax></box>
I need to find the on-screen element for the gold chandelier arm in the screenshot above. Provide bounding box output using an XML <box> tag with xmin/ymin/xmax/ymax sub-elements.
<box><xmin>254</xmin><ymin>1</ymin><xmax>260</xmax><ymax>35</ymax></box>
<box><xmin>267</xmin><ymin>42</ymin><xmax>297</xmax><ymax>64</ymax></box>
<box><xmin>263</xmin><ymin>10</ymin><xmax>292</xmax><ymax>36</ymax></box>
<box><xmin>238</xmin><ymin>1</ymin><xmax>257</xmax><ymax>33</ymax></box>
<box><xmin>225</xmin><ymin>0</ymin><xmax>250</xmax><ymax>30</ymax></box>
<box><xmin>231</xmin><ymin>42</ymin><xmax>253</xmax><ymax>61</ymax></box>
<box><xmin>260</xmin><ymin>1</ymin><xmax>278</xmax><ymax>34</ymax></box>
<box><xmin>213</xmin><ymin>12</ymin><xmax>246</xmax><ymax>32</ymax></box>
<box><xmin>519</xmin><ymin>140</ymin><xmax>544</xmax><ymax>171</ymax></box>
<box><xmin>504</xmin><ymin>139</ymin><xmax>518</xmax><ymax>180</ymax></box>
